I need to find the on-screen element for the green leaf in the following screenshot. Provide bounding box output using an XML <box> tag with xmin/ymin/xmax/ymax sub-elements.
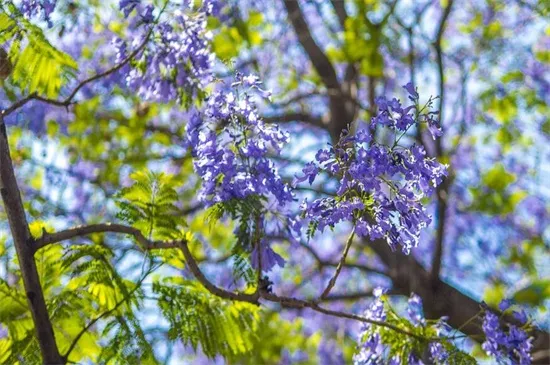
<box><xmin>513</xmin><ymin>279</ymin><xmax>550</xmax><ymax>306</ymax></box>
<box><xmin>153</xmin><ymin>278</ymin><xmax>260</xmax><ymax>359</ymax></box>
<box><xmin>481</xmin><ymin>164</ymin><xmax>516</xmax><ymax>191</ymax></box>
<box><xmin>1</xmin><ymin>9</ymin><xmax>78</xmax><ymax>97</ymax></box>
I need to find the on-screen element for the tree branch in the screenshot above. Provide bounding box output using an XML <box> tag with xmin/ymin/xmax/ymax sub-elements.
<box><xmin>262</xmin><ymin>111</ymin><xmax>326</xmax><ymax>128</ymax></box>
<box><xmin>36</xmin><ymin>222</ymin><xmax>434</xmax><ymax>342</ymax></box>
<box><xmin>367</xmin><ymin>237</ymin><xmax>550</xmax><ymax>361</ymax></box>
<box><xmin>34</xmin><ymin>223</ymin><xmax>177</xmax><ymax>253</ymax></box>
<box><xmin>330</xmin><ymin>0</ymin><xmax>348</xmax><ymax>28</ymax></box>
<box><xmin>430</xmin><ymin>0</ymin><xmax>455</xmax><ymax>284</ymax></box>
<box><xmin>1</xmin><ymin>28</ymin><xmax>153</xmax><ymax>117</ymax></box>
<box><xmin>283</xmin><ymin>1</ymin><xmax>340</xmax><ymax>91</ymax></box>
<box><xmin>0</xmin><ymin>119</ymin><xmax>63</xmax><ymax>363</ymax></box>
<box><xmin>319</xmin><ymin>226</ymin><xmax>356</xmax><ymax>300</ymax></box>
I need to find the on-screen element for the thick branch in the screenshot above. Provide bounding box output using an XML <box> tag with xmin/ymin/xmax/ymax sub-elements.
<box><xmin>368</xmin><ymin>238</ymin><xmax>550</xmax><ymax>361</ymax></box>
<box><xmin>0</xmin><ymin>120</ymin><xmax>63</xmax><ymax>363</ymax></box>
<box><xmin>283</xmin><ymin>1</ymin><xmax>339</xmax><ymax>90</ymax></box>
<box><xmin>262</xmin><ymin>112</ymin><xmax>326</xmax><ymax>128</ymax></box>
<box><xmin>330</xmin><ymin>0</ymin><xmax>347</xmax><ymax>28</ymax></box>
<box><xmin>34</xmin><ymin>223</ymin><xmax>177</xmax><ymax>253</ymax></box>
<box><xmin>430</xmin><ymin>0</ymin><xmax>455</xmax><ymax>284</ymax></box>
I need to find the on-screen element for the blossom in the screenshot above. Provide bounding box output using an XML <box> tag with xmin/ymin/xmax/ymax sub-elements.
<box><xmin>407</xmin><ymin>293</ymin><xmax>425</xmax><ymax>326</ymax></box>
<box><xmin>119</xmin><ymin>3</ymin><xmax>216</xmax><ymax>103</ymax></box>
<box><xmin>499</xmin><ymin>298</ymin><xmax>513</xmax><ymax>311</ymax></box>
<box><xmin>429</xmin><ymin>342</ymin><xmax>448</xmax><ymax>363</ymax></box>
<box><xmin>119</xmin><ymin>0</ymin><xmax>140</xmax><ymax>17</ymax></box>
<box><xmin>186</xmin><ymin>75</ymin><xmax>293</xmax><ymax>207</ymax></box>
<box><xmin>21</xmin><ymin>0</ymin><xmax>56</xmax><ymax>25</ymax></box>
<box><xmin>353</xmin><ymin>292</ymin><xmax>387</xmax><ymax>365</ymax></box>
<box><xmin>403</xmin><ymin>82</ymin><xmax>419</xmax><ymax>101</ymax></box>
<box><xmin>295</xmin><ymin>86</ymin><xmax>447</xmax><ymax>253</ymax></box>
<box><xmin>481</xmin><ymin>309</ymin><xmax>533</xmax><ymax>364</ymax></box>
<box><xmin>250</xmin><ymin>240</ymin><xmax>285</xmax><ymax>272</ymax></box>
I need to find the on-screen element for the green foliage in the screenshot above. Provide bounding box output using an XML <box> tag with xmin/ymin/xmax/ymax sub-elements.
<box><xmin>327</xmin><ymin>12</ymin><xmax>384</xmax><ymax>77</ymax></box>
<box><xmin>364</xmin><ymin>296</ymin><xmax>476</xmax><ymax>365</ymax></box>
<box><xmin>153</xmin><ymin>277</ymin><xmax>260</xmax><ymax>359</ymax></box>
<box><xmin>468</xmin><ymin>164</ymin><xmax>527</xmax><ymax>216</ymax></box>
<box><xmin>97</xmin><ymin>314</ymin><xmax>159</xmax><ymax>364</ymax></box>
<box><xmin>231</xmin><ymin>311</ymin><xmax>323</xmax><ymax>364</ymax></box>
<box><xmin>206</xmin><ymin>196</ymin><xmax>264</xmax><ymax>285</ymax></box>
<box><xmin>0</xmin><ymin>5</ymin><xmax>77</xmax><ymax>97</ymax></box>
<box><xmin>210</xmin><ymin>11</ymin><xmax>263</xmax><ymax>60</ymax></box>
<box><xmin>512</xmin><ymin>279</ymin><xmax>550</xmax><ymax>307</ymax></box>
<box><xmin>116</xmin><ymin>169</ymin><xmax>184</xmax><ymax>241</ymax></box>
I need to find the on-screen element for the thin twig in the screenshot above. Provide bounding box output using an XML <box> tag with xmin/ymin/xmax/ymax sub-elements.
<box><xmin>319</xmin><ymin>226</ymin><xmax>356</xmax><ymax>300</ymax></box>
<box><xmin>1</xmin><ymin>28</ymin><xmax>153</xmax><ymax>117</ymax></box>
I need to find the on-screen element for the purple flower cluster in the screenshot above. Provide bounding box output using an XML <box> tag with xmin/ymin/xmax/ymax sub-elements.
<box><xmin>407</xmin><ymin>293</ymin><xmax>425</xmax><ymax>327</ymax></box>
<box><xmin>353</xmin><ymin>288</ymin><xmax>387</xmax><ymax>365</ymax></box>
<box><xmin>482</xmin><ymin>304</ymin><xmax>532</xmax><ymax>364</ymax></box>
<box><xmin>354</xmin><ymin>290</ymin><xmax>454</xmax><ymax>365</ymax></box>
<box><xmin>296</xmin><ymin>83</ymin><xmax>447</xmax><ymax>253</ymax></box>
<box><xmin>429</xmin><ymin>342</ymin><xmax>449</xmax><ymax>363</ymax></box>
<box><xmin>186</xmin><ymin>73</ymin><xmax>293</xmax><ymax>206</ymax></box>
<box><xmin>374</xmin><ymin>82</ymin><xmax>442</xmax><ymax>140</ymax></box>
<box><xmin>20</xmin><ymin>0</ymin><xmax>56</xmax><ymax>26</ymax></box>
<box><xmin>116</xmin><ymin>1</ymin><xmax>215</xmax><ymax>102</ymax></box>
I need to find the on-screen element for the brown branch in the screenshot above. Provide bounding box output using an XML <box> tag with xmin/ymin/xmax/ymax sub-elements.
<box><xmin>0</xmin><ymin>120</ymin><xmax>63</xmax><ymax>363</ymax></box>
<box><xmin>430</xmin><ymin>0</ymin><xmax>455</xmax><ymax>284</ymax></box>
<box><xmin>33</xmin><ymin>223</ymin><xmax>177</xmax><ymax>253</ymax></box>
<box><xmin>262</xmin><ymin>111</ymin><xmax>326</xmax><ymax>128</ymax></box>
<box><xmin>1</xmin><ymin>28</ymin><xmax>153</xmax><ymax>117</ymax></box>
<box><xmin>35</xmin><ymin>223</ymin><xmax>259</xmax><ymax>304</ymax></box>
<box><xmin>330</xmin><ymin>0</ymin><xmax>348</xmax><ymax>28</ymax></box>
<box><xmin>320</xmin><ymin>290</ymin><xmax>375</xmax><ymax>302</ymax></box>
<box><xmin>319</xmin><ymin>226</ymin><xmax>356</xmax><ymax>300</ymax></box>
<box><xmin>367</xmin><ymin>237</ymin><xmax>550</xmax><ymax>361</ymax></box>
<box><xmin>36</xmin><ymin>222</ymin><xmax>434</xmax><ymax>342</ymax></box>
<box><xmin>260</xmin><ymin>292</ymin><xmax>429</xmax><ymax>341</ymax></box>
<box><xmin>283</xmin><ymin>1</ymin><xmax>340</xmax><ymax>91</ymax></box>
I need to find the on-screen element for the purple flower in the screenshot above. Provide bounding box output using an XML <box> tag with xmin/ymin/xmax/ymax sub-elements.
<box><xmin>499</xmin><ymin>299</ymin><xmax>513</xmax><ymax>311</ymax></box>
<box><xmin>294</xmin><ymin>162</ymin><xmax>319</xmax><ymax>186</ymax></box>
<box><xmin>119</xmin><ymin>0</ymin><xmax>140</xmax><ymax>17</ymax></box>
<box><xmin>481</xmin><ymin>309</ymin><xmax>533</xmax><ymax>364</ymax></box>
<box><xmin>295</xmin><ymin>88</ymin><xmax>446</xmax><ymax>252</ymax></box>
<box><xmin>429</xmin><ymin>342</ymin><xmax>448</xmax><ymax>363</ymax></box>
<box><xmin>250</xmin><ymin>241</ymin><xmax>285</xmax><ymax>272</ymax></box>
<box><xmin>141</xmin><ymin>4</ymin><xmax>154</xmax><ymax>22</ymax></box>
<box><xmin>407</xmin><ymin>293</ymin><xmax>425</xmax><ymax>326</ymax></box>
<box><xmin>20</xmin><ymin>0</ymin><xmax>56</xmax><ymax>25</ymax></box>
<box><xmin>403</xmin><ymin>82</ymin><xmax>419</xmax><ymax>100</ymax></box>
<box><xmin>513</xmin><ymin>310</ymin><xmax>528</xmax><ymax>325</ymax></box>
<box><xmin>187</xmin><ymin>75</ymin><xmax>293</xmax><ymax>207</ymax></box>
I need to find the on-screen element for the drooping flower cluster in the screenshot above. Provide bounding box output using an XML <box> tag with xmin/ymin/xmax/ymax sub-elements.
<box><xmin>296</xmin><ymin>83</ymin><xmax>447</xmax><ymax>253</ymax></box>
<box><xmin>186</xmin><ymin>73</ymin><xmax>293</xmax><ymax>206</ymax></box>
<box><xmin>481</xmin><ymin>301</ymin><xmax>532</xmax><ymax>365</ymax></box>
<box><xmin>115</xmin><ymin>0</ymin><xmax>215</xmax><ymax>102</ymax></box>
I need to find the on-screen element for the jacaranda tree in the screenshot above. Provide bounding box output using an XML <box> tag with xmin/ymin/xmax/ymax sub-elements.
<box><xmin>0</xmin><ymin>0</ymin><xmax>548</xmax><ymax>364</ymax></box>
